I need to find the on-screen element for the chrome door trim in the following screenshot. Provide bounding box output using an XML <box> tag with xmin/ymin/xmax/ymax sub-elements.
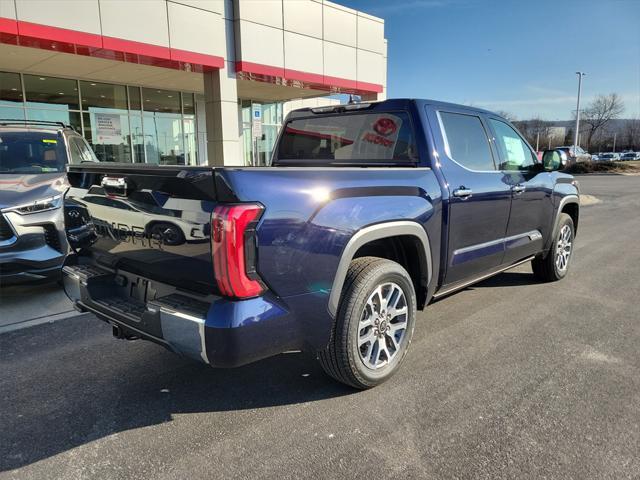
<box><xmin>451</xmin><ymin>230</ymin><xmax>541</xmax><ymax>265</ymax></box>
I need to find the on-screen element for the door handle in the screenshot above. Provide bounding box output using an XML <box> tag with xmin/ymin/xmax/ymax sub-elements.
<box><xmin>452</xmin><ymin>187</ymin><xmax>473</xmax><ymax>199</ymax></box>
<box><xmin>512</xmin><ymin>184</ymin><xmax>526</xmax><ymax>194</ymax></box>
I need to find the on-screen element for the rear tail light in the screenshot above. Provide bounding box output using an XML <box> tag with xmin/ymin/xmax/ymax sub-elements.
<box><xmin>211</xmin><ymin>204</ymin><xmax>265</xmax><ymax>298</ymax></box>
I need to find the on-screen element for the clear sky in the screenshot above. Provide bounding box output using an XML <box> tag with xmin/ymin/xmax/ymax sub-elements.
<box><xmin>341</xmin><ymin>0</ymin><xmax>640</xmax><ymax>120</ymax></box>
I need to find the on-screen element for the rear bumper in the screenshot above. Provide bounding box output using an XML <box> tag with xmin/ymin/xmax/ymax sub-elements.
<box><xmin>62</xmin><ymin>262</ymin><xmax>304</xmax><ymax>367</ymax></box>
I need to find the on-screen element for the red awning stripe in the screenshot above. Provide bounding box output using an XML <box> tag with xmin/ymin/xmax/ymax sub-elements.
<box><xmin>236</xmin><ymin>60</ymin><xmax>383</xmax><ymax>95</ymax></box>
<box><xmin>0</xmin><ymin>16</ymin><xmax>224</xmax><ymax>70</ymax></box>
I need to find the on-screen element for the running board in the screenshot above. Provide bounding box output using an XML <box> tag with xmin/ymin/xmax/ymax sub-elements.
<box><xmin>433</xmin><ymin>256</ymin><xmax>535</xmax><ymax>300</ymax></box>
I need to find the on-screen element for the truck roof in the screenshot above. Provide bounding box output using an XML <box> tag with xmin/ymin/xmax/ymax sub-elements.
<box><xmin>286</xmin><ymin>98</ymin><xmax>502</xmax><ymax>120</ymax></box>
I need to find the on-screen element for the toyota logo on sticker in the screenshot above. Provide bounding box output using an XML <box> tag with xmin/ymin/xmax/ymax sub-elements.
<box><xmin>373</xmin><ymin>117</ymin><xmax>398</xmax><ymax>136</ymax></box>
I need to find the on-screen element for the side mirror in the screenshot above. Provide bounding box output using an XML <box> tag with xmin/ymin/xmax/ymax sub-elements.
<box><xmin>541</xmin><ymin>149</ymin><xmax>568</xmax><ymax>171</ymax></box>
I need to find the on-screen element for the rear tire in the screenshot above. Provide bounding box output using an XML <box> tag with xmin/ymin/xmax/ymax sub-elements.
<box><xmin>532</xmin><ymin>213</ymin><xmax>575</xmax><ymax>282</ymax></box>
<box><xmin>318</xmin><ymin>257</ymin><xmax>417</xmax><ymax>389</ymax></box>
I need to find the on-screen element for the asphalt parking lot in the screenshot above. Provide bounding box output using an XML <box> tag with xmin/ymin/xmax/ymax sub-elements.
<box><xmin>1</xmin><ymin>174</ymin><xmax>639</xmax><ymax>480</ymax></box>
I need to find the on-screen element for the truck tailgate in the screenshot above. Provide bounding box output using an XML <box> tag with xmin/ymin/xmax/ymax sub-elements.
<box><xmin>65</xmin><ymin>164</ymin><xmax>219</xmax><ymax>295</ymax></box>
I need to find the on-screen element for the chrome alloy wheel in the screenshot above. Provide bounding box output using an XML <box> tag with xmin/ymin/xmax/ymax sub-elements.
<box><xmin>555</xmin><ymin>224</ymin><xmax>573</xmax><ymax>272</ymax></box>
<box><xmin>357</xmin><ymin>282</ymin><xmax>408</xmax><ymax>370</ymax></box>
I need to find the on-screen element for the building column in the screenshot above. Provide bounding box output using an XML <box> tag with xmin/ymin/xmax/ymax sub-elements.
<box><xmin>203</xmin><ymin>66</ymin><xmax>241</xmax><ymax>166</ymax></box>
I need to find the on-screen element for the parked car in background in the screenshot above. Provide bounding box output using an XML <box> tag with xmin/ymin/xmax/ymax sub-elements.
<box><xmin>0</xmin><ymin>120</ymin><xmax>98</xmax><ymax>285</ymax></box>
<box><xmin>620</xmin><ymin>152</ymin><xmax>639</xmax><ymax>161</ymax></box>
<box><xmin>61</xmin><ymin>99</ymin><xmax>580</xmax><ymax>389</ymax></box>
<box><xmin>598</xmin><ymin>152</ymin><xmax>619</xmax><ymax>162</ymax></box>
<box><xmin>557</xmin><ymin>146</ymin><xmax>591</xmax><ymax>164</ymax></box>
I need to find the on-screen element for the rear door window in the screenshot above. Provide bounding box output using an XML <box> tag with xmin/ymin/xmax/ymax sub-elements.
<box><xmin>439</xmin><ymin>112</ymin><xmax>496</xmax><ymax>171</ymax></box>
<box><xmin>276</xmin><ymin>111</ymin><xmax>418</xmax><ymax>165</ymax></box>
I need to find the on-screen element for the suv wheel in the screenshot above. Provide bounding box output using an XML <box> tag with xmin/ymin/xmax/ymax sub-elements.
<box><xmin>532</xmin><ymin>213</ymin><xmax>575</xmax><ymax>282</ymax></box>
<box><xmin>318</xmin><ymin>257</ymin><xmax>417</xmax><ymax>389</ymax></box>
<box><xmin>149</xmin><ymin>223</ymin><xmax>184</xmax><ymax>246</ymax></box>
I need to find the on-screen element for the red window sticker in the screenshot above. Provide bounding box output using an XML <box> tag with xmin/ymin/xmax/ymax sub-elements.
<box><xmin>373</xmin><ymin>117</ymin><xmax>398</xmax><ymax>137</ymax></box>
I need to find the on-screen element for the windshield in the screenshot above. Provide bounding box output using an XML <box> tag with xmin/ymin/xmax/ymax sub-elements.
<box><xmin>0</xmin><ymin>131</ymin><xmax>67</xmax><ymax>174</ymax></box>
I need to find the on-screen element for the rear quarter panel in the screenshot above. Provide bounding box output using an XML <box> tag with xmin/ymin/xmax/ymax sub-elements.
<box><xmin>217</xmin><ymin>168</ymin><xmax>442</xmax><ymax>300</ymax></box>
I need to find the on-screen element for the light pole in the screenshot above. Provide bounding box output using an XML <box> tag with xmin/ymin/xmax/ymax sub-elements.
<box><xmin>574</xmin><ymin>72</ymin><xmax>586</xmax><ymax>158</ymax></box>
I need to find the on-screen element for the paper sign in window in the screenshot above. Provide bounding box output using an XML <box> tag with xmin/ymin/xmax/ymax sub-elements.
<box><xmin>503</xmin><ymin>136</ymin><xmax>526</xmax><ymax>165</ymax></box>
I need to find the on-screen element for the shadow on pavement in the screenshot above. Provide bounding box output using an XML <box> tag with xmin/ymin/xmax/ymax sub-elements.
<box><xmin>469</xmin><ymin>271</ymin><xmax>538</xmax><ymax>289</ymax></box>
<box><xmin>0</xmin><ymin>315</ymin><xmax>354</xmax><ymax>471</ymax></box>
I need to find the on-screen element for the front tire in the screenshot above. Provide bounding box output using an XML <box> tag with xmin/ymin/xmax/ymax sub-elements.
<box><xmin>318</xmin><ymin>257</ymin><xmax>417</xmax><ymax>389</ymax></box>
<box><xmin>532</xmin><ymin>213</ymin><xmax>575</xmax><ymax>282</ymax></box>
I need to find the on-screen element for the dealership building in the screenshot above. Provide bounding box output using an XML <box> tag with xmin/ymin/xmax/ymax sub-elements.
<box><xmin>0</xmin><ymin>0</ymin><xmax>387</xmax><ymax>166</ymax></box>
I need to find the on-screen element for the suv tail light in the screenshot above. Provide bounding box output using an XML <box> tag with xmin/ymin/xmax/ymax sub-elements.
<box><xmin>211</xmin><ymin>204</ymin><xmax>265</xmax><ymax>298</ymax></box>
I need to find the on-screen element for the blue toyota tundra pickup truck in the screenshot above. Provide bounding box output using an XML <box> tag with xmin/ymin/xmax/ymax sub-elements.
<box><xmin>62</xmin><ymin>99</ymin><xmax>579</xmax><ymax>389</ymax></box>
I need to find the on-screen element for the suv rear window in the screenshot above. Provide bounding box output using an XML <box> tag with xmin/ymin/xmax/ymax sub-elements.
<box><xmin>0</xmin><ymin>131</ymin><xmax>67</xmax><ymax>173</ymax></box>
<box><xmin>276</xmin><ymin>111</ymin><xmax>418</xmax><ymax>165</ymax></box>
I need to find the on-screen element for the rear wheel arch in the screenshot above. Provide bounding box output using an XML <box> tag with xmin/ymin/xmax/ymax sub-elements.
<box><xmin>328</xmin><ymin>222</ymin><xmax>432</xmax><ymax>317</ymax></box>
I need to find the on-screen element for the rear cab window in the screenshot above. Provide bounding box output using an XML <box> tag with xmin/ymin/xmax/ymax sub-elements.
<box><xmin>275</xmin><ymin>110</ymin><xmax>418</xmax><ymax>166</ymax></box>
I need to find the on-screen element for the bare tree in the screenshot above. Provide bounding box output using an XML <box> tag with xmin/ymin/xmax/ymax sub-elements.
<box><xmin>495</xmin><ymin>110</ymin><xmax>517</xmax><ymax>123</ymax></box>
<box><xmin>580</xmin><ymin>93</ymin><xmax>625</xmax><ymax>151</ymax></box>
<box><xmin>624</xmin><ymin>119</ymin><xmax>640</xmax><ymax>150</ymax></box>
<box><xmin>514</xmin><ymin>117</ymin><xmax>552</xmax><ymax>149</ymax></box>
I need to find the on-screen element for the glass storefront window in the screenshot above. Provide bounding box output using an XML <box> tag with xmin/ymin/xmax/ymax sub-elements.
<box><xmin>143</xmin><ymin>113</ymin><xmax>185</xmax><ymax>164</ymax></box>
<box><xmin>0</xmin><ymin>106</ymin><xmax>25</xmax><ymax>120</ymax></box>
<box><xmin>129</xmin><ymin>114</ymin><xmax>144</xmax><ymax>163</ymax></box>
<box><xmin>0</xmin><ymin>72</ymin><xmax>23</xmax><ymax>105</ymax></box>
<box><xmin>24</xmin><ymin>75</ymin><xmax>79</xmax><ymax>110</ymax></box>
<box><xmin>182</xmin><ymin>93</ymin><xmax>195</xmax><ymax>115</ymax></box>
<box><xmin>142</xmin><ymin>88</ymin><xmax>181</xmax><ymax>114</ymax></box>
<box><xmin>80</xmin><ymin>81</ymin><xmax>127</xmax><ymax>110</ymax></box>
<box><xmin>1</xmin><ymin>71</ymin><xmax>198</xmax><ymax>165</ymax></box>
<box><xmin>128</xmin><ymin>86</ymin><xmax>141</xmax><ymax>111</ymax></box>
<box><xmin>239</xmin><ymin>100</ymin><xmax>284</xmax><ymax>166</ymax></box>
<box><xmin>26</xmin><ymin>109</ymin><xmax>81</xmax><ymax>132</ymax></box>
<box><xmin>183</xmin><ymin>115</ymin><xmax>197</xmax><ymax>165</ymax></box>
<box><xmin>262</xmin><ymin>102</ymin><xmax>282</xmax><ymax>125</ymax></box>
<box><xmin>259</xmin><ymin>124</ymin><xmax>279</xmax><ymax>166</ymax></box>
<box><xmin>83</xmin><ymin>111</ymin><xmax>131</xmax><ymax>162</ymax></box>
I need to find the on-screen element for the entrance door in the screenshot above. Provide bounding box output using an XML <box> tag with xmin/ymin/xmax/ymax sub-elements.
<box><xmin>428</xmin><ymin>107</ymin><xmax>513</xmax><ymax>286</ymax></box>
